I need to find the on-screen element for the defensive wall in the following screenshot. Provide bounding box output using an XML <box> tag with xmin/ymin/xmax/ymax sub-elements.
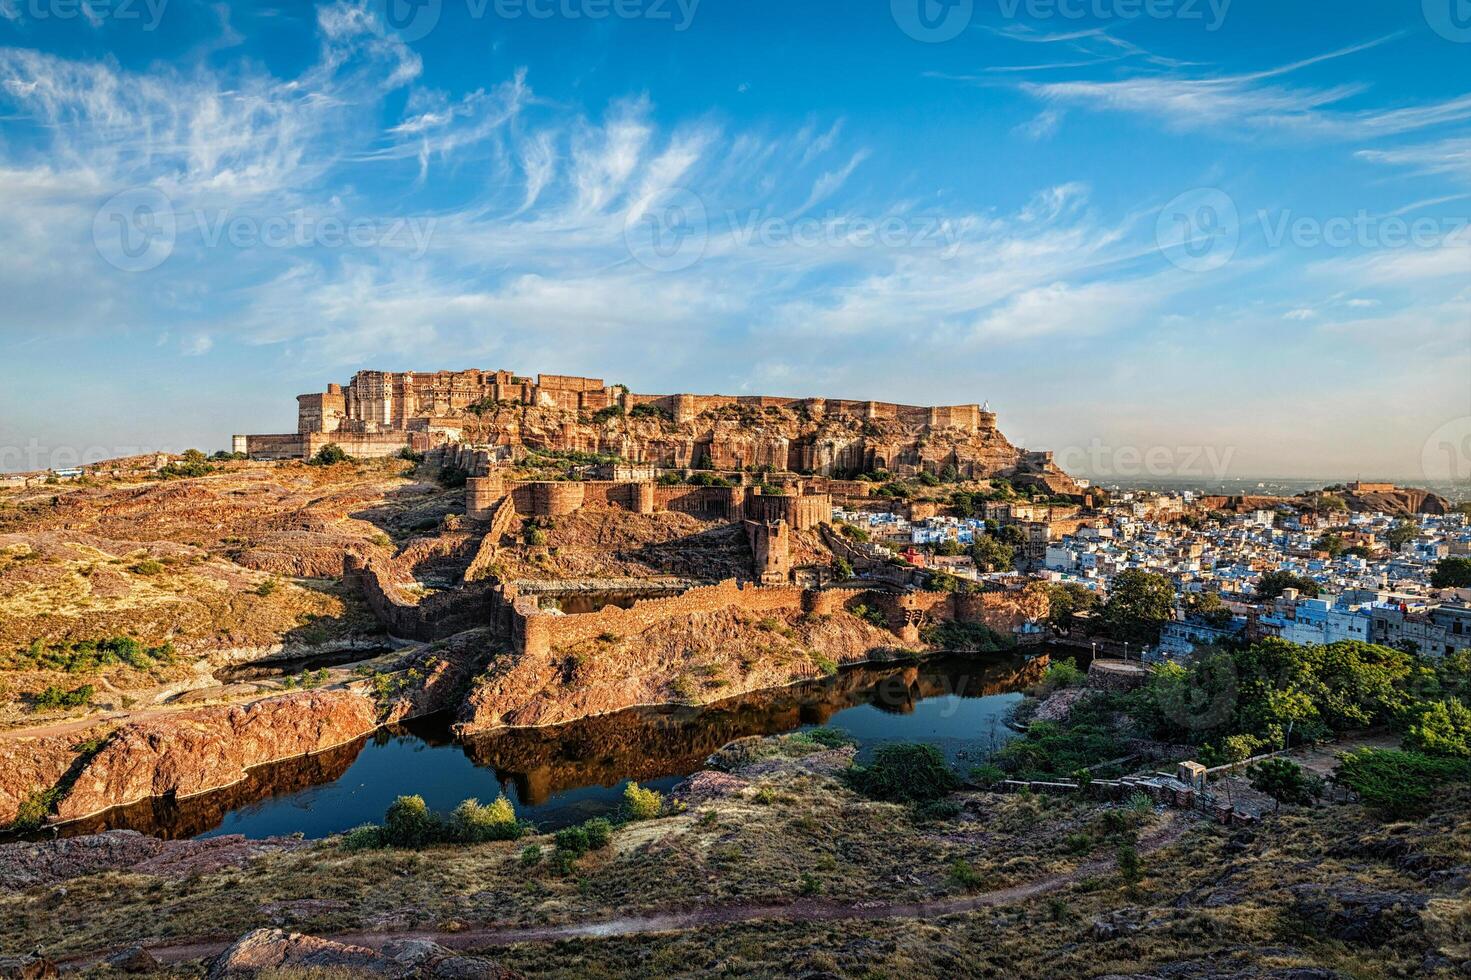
<box><xmin>342</xmin><ymin>534</ymin><xmax>504</xmax><ymax>641</ymax></box>
<box><xmin>465</xmin><ymin>473</ymin><xmax>830</xmax><ymax>530</ymax></box>
<box><xmin>511</xmin><ymin>576</ymin><xmax>1049</xmax><ymax>656</ymax></box>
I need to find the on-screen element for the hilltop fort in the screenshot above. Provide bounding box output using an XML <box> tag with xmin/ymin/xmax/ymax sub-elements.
<box><xmin>235</xmin><ymin>369</ymin><xmax>1080</xmax><ymax>495</ymax></box>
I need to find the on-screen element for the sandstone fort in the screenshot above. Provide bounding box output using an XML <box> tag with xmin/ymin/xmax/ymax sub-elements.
<box><xmin>235</xmin><ymin>368</ymin><xmax>1080</xmax><ymax>495</ymax></box>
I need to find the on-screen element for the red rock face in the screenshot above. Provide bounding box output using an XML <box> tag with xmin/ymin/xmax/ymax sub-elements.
<box><xmin>53</xmin><ymin>691</ymin><xmax>380</xmax><ymax>822</ymax></box>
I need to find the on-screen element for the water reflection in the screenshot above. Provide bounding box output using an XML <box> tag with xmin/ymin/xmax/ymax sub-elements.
<box><xmin>28</xmin><ymin>652</ymin><xmax>1047</xmax><ymax>842</ymax></box>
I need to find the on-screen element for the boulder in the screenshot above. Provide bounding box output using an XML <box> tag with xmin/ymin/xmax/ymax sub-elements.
<box><xmin>208</xmin><ymin>929</ymin><xmax>520</xmax><ymax>979</ymax></box>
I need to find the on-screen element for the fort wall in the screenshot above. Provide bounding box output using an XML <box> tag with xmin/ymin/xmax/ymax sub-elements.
<box><xmin>509</xmin><ymin>576</ymin><xmax>1048</xmax><ymax>657</ymax></box>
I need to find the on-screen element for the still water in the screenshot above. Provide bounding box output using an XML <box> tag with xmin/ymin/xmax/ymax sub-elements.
<box><xmin>49</xmin><ymin>652</ymin><xmax>1047</xmax><ymax>841</ymax></box>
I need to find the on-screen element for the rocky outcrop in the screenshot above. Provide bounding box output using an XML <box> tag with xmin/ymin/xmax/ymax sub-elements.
<box><xmin>52</xmin><ymin>690</ymin><xmax>380</xmax><ymax>822</ymax></box>
<box><xmin>457</xmin><ymin>605</ymin><xmax>915</xmax><ymax>732</ymax></box>
<box><xmin>0</xmin><ymin>830</ymin><xmax>309</xmax><ymax>889</ymax></box>
<box><xmin>207</xmin><ymin>929</ymin><xmax>519</xmax><ymax>979</ymax></box>
<box><xmin>0</xmin><ymin>637</ymin><xmax>491</xmax><ymax>829</ymax></box>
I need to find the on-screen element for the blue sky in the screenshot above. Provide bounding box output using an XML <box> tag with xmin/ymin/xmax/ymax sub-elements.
<box><xmin>1</xmin><ymin>0</ymin><xmax>1468</xmax><ymax>480</ymax></box>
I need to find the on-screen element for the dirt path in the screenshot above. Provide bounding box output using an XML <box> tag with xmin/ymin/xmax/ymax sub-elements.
<box><xmin>58</xmin><ymin>814</ymin><xmax>1190</xmax><ymax>970</ymax></box>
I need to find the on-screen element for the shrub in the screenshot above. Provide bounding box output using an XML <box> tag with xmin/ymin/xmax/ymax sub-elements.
<box><xmin>382</xmin><ymin>795</ymin><xmax>437</xmax><ymax>847</ymax></box>
<box><xmin>949</xmin><ymin>859</ymin><xmax>984</xmax><ymax>890</ymax></box>
<box><xmin>1043</xmin><ymin>658</ymin><xmax>1086</xmax><ymax>690</ymax></box>
<box><xmin>968</xmin><ymin>763</ymin><xmax>1007</xmax><ymax>788</ymax></box>
<box><xmin>131</xmin><ymin>559</ymin><xmax>165</xmax><ymax>576</ymax></box>
<box><xmin>555</xmin><ymin>826</ymin><xmax>590</xmax><ymax>858</ymax></box>
<box><xmin>339</xmin><ymin>824</ymin><xmax>385</xmax><ymax>851</ymax></box>
<box><xmin>844</xmin><ymin>743</ymin><xmax>960</xmax><ymax>802</ymax></box>
<box><xmin>798</xmin><ymin>727</ymin><xmax>855</xmax><ymax>749</ymax></box>
<box><xmin>582</xmin><ymin>817</ymin><xmax>612</xmax><ymax>850</ymax></box>
<box><xmin>255</xmin><ymin>578</ymin><xmax>280</xmax><ymax>597</ymax></box>
<box><xmin>450</xmin><ymin>795</ymin><xmax>526</xmax><ymax>842</ymax></box>
<box><xmin>32</xmin><ymin>684</ymin><xmax>95</xmax><ymax>711</ymax></box>
<box><xmin>1335</xmin><ymin>748</ymin><xmax>1471</xmax><ymax>818</ymax></box>
<box><xmin>520</xmin><ymin>844</ymin><xmax>542</xmax><ymax>867</ymax></box>
<box><xmin>308</xmin><ymin>443</ymin><xmax>351</xmax><ymax>467</ymax></box>
<box><xmin>798</xmin><ymin>873</ymin><xmax>823</xmax><ymax>896</ymax></box>
<box><xmin>623</xmin><ymin>781</ymin><xmax>664</xmax><ymax>820</ymax></box>
<box><xmin>10</xmin><ymin>787</ymin><xmax>60</xmax><ymax>831</ymax></box>
<box><xmin>912</xmin><ymin>799</ymin><xmax>962</xmax><ymax>823</ymax></box>
<box><xmin>810</xmin><ymin>651</ymin><xmax>839</xmax><ymax>677</ymax></box>
<box><xmin>1117</xmin><ymin>844</ymin><xmax>1143</xmax><ymax>887</ymax></box>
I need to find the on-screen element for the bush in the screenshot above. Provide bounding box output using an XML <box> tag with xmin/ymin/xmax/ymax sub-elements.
<box><xmin>32</xmin><ymin>684</ymin><xmax>94</xmax><ymax>711</ymax></box>
<box><xmin>1117</xmin><ymin>844</ymin><xmax>1143</xmax><ymax>887</ymax></box>
<box><xmin>912</xmin><ymin>799</ymin><xmax>962</xmax><ymax>823</ymax></box>
<box><xmin>949</xmin><ymin>858</ymin><xmax>984</xmax><ymax>890</ymax></box>
<box><xmin>520</xmin><ymin>844</ymin><xmax>542</xmax><ymax>867</ymax></box>
<box><xmin>623</xmin><ymin>781</ymin><xmax>664</xmax><ymax>820</ymax></box>
<box><xmin>1247</xmin><ymin>758</ymin><xmax>1322</xmax><ymax>811</ymax></box>
<box><xmin>450</xmin><ymin>795</ymin><xmax>526</xmax><ymax>842</ymax></box>
<box><xmin>308</xmin><ymin>443</ymin><xmax>351</xmax><ymax>467</ymax></box>
<box><xmin>382</xmin><ymin>795</ymin><xmax>437</xmax><ymax>847</ymax></box>
<box><xmin>798</xmin><ymin>727</ymin><xmax>856</xmax><ymax>749</ymax></box>
<box><xmin>555</xmin><ymin>825</ymin><xmax>591</xmax><ymax>858</ymax></box>
<box><xmin>968</xmin><ymin>763</ymin><xmax>1007</xmax><ymax>788</ymax></box>
<box><xmin>583</xmin><ymin>817</ymin><xmax>612</xmax><ymax>850</ymax></box>
<box><xmin>131</xmin><ymin>559</ymin><xmax>165</xmax><ymax>576</ymax></box>
<box><xmin>340</xmin><ymin>824</ymin><xmax>385</xmax><ymax>851</ymax></box>
<box><xmin>1336</xmin><ymin>748</ymin><xmax>1471</xmax><ymax>818</ymax></box>
<box><xmin>844</xmin><ymin>743</ymin><xmax>960</xmax><ymax>802</ymax></box>
<box><xmin>1043</xmin><ymin>658</ymin><xmax>1086</xmax><ymax>690</ymax></box>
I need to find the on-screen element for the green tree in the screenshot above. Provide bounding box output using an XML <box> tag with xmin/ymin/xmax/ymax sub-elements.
<box><xmin>1257</xmin><ymin>571</ymin><xmax>1320</xmax><ymax>600</ymax></box>
<box><xmin>1405</xmin><ymin>699</ymin><xmax>1471</xmax><ymax>758</ymax></box>
<box><xmin>1247</xmin><ymin>758</ymin><xmax>1321</xmax><ymax>812</ymax></box>
<box><xmin>1385</xmin><ymin>520</ymin><xmax>1418</xmax><ymax>551</ymax></box>
<box><xmin>1100</xmin><ymin>570</ymin><xmax>1175</xmax><ymax>644</ymax></box>
<box><xmin>1186</xmin><ymin>591</ymin><xmax>1233</xmax><ymax>628</ymax></box>
<box><xmin>1431</xmin><ymin>558</ymin><xmax>1471</xmax><ymax>589</ymax></box>
<box><xmin>1046</xmin><ymin>582</ymin><xmax>1099</xmax><ymax>631</ymax></box>
<box><xmin>970</xmin><ymin>534</ymin><xmax>1014</xmax><ymax>572</ymax></box>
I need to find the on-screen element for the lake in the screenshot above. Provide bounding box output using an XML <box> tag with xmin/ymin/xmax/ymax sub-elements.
<box><xmin>41</xmin><ymin>651</ymin><xmax>1049</xmax><ymax>841</ymax></box>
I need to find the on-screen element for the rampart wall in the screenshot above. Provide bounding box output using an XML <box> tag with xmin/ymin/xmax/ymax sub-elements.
<box><xmin>510</xmin><ymin>577</ymin><xmax>1048</xmax><ymax>656</ymax></box>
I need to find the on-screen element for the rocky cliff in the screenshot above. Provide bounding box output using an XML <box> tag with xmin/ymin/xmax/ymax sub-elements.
<box><xmin>475</xmin><ymin>402</ymin><xmax>1078</xmax><ymax>490</ymax></box>
<box><xmin>458</xmin><ymin>605</ymin><xmax>925</xmax><ymax>732</ymax></box>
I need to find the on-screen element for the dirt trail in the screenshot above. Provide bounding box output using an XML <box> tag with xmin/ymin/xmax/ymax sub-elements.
<box><xmin>57</xmin><ymin>814</ymin><xmax>1190</xmax><ymax>971</ymax></box>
